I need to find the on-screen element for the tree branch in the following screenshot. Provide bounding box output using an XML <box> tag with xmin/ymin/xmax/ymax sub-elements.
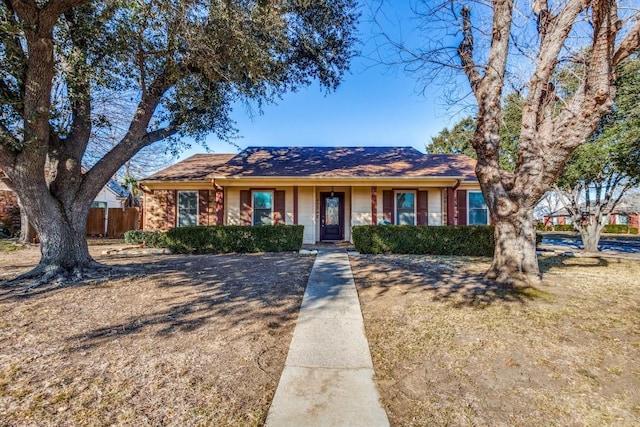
<box><xmin>613</xmin><ymin>19</ymin><xmax>640</xmax><ymax>65</ymax></box>
<box><xmin>457</xmin><ymin>5</ymin><xmax>481</xmax><ymax>95</ymax></box>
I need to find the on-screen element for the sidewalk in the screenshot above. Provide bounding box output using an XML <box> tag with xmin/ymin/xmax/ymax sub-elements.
<box><xmin>265</xmin><ymin>249</ymin><xmax>389</xmax><ymax>427</ymax></box>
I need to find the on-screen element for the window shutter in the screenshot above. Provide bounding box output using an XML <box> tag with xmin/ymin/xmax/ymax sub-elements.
<box><xmin>417</xmin><ymin>191</ymin><xmax>428</xmax><ymax>225</ymax></box>
<box><xmin>457</xmin><ymin>189</ymin><xmax>467</xmax><ymax>225</ymax></box>
<box><xmin>198</xmin><ymin>190</ymin><xmax>209</xmax><ymax>226</ymax></box>
<box><xmin>382</xmin><ymin>190</ymin><xmax>394</xmax><ymax>224</ymax></box>
<box><xmin>274</xmin><ymin>190</ymin><xmax>286</xmax><ymax>225</ymax></box>
<box><xmin>240</xmin><ymin>190</ymin><xmax>251</xmax><ymax>226</ymax></box>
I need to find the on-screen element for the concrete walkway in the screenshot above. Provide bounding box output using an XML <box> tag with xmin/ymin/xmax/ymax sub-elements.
<box><xmin>265</xmin><ymin>249</ymin><xmax>390</xmax><ymax>427</ymax></box>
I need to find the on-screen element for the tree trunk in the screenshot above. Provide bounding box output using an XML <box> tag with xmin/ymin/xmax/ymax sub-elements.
<box><xmin>17</xmin><ymin>199</ymin><xmax>37</xmax><ymax>244</ymax></box>
<box><xmin>485</xmin><ymin>206</ymin><xmax>540</xmax><ymax>287</ymax></box>
<box><xmin>579</xmin><ymin>222</ymin><xmax>603</xmax><ymax>252</ymax></box>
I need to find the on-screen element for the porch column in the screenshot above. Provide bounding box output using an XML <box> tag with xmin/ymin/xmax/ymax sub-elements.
<box><xmin>293</xmin><ymin>186</ymin><xmax>299</xmax><ymax>225</ymax></box>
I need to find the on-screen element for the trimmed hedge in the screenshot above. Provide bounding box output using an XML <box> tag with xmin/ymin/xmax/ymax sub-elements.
<box><xmin>603</xmin><ymin>224</ymin><xmax>639</xmax><ymax>234</ymax></box>
<box><xmin>124</xmin><ymin>230</ymin><xmax>169</xmax><ymax>248</ymax></box>
<box><xmin>352</xmin><ymin>225</ymin><xmax>495</xmax><ymax>256</ymax></box>
<box><xmin>165</xmin><ymin>225</ymin><xmax>304</xmax><ymax>254</ymax></box>
<box><xmin>536</xmin><ymin>224</ymin><xmax>575</xmax><ymax>232</ymax></box>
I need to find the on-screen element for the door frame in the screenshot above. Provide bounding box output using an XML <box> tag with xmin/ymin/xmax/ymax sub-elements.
<box><xmin>320</xmin><ymin>192</ymin><xmax>345</xmax><ymax>241</ymax></box>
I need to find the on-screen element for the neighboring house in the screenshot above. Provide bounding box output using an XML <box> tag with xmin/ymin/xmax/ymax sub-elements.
<box><xmin>543</xmin><ymin>207</ymin><xmax>640</xmax><ymax>229</ymax></box>
<box><xmin>139</xmin><ymin>147</ymin><xmax>486</xmax><ymax>244</ymax></box>
<box><xmin>91</xmin><ymin>178</ymin><xmax>128</xmax><ymax>209</ymax></box>
<box><xmin>0</xmin><ymin>168</ymin><xmax>128</xmax><ymax>233</ymax></box>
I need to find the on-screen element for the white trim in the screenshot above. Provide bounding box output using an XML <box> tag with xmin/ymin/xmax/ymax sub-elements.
<box><xmin>177</xmin><ymin>190</ymin><xmax>199</xmax><ymax>227</ymax></box>
<box><xmin>467</xmin><ymin>191</ymin><xmax>489</xmax><ymax>225</ymax></box>
<box><xmin>394</xmin><ymin>190</ymin><xmax>417</xmax><ymax>225</ymax></box>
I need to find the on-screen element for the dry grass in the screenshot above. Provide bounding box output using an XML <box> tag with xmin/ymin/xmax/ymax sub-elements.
<box><xmin>0</xmin><ymin>245</ymin><xmax>314</xmax><ymax>426</ymax></box>
<box><xmin>351</xmin><ymin>254</ymin><xmax>640</xmax><ymax>427</ymax></box>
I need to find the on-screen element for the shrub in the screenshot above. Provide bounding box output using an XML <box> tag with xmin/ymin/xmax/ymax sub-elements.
<box><xmin>352</xmin><ymin>225</ymin><xmax>495</xmax><ymax>256</ymax></box>
<box><xmin>124</xmin><ymin>230</ymin><xmax>168</xmax><ymax>248</ymax></box>
<box><xmin>165</xmin><ymin>225</ymin><xmax>304</xmax><ymax>254</ymax></box>
<box><xmin>602</xmin><ymin>224</ymin><xmax>639</xmax><ymax>234</ymax></box>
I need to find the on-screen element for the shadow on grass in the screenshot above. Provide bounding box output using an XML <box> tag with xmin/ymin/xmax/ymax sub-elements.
<box><xmin>0</xmin><ymin>253</ymin><xmax>313</xmax><ymax>352</ymax></box>
<box><xmin>538</xmin><ymin>255</ymin><xmax>610</xmax><ymax>274</ymax></box>
<box><xmin>352</xmin><ymin>255</ymin><xmax>548</xmax><ymax>308</ymax></box>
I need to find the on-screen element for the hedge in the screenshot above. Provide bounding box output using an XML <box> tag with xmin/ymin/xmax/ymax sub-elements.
<box><xmin>124</xmin><ymin>230</ymin><xmax>169</xmax><ymax>248</ymax></box>
<box><xmin>165</xmin><ymin>225</ymin><xmax>304</xmax><ymax>254</ymax></box>
<box><xmin>352</xmin><ymin>225</ymin><xmax>495</xmax><ymax>256</ymax></box>
<box><xmin>603</xmin><ymin>224</ymin><xmax>639</xmax><ymax>234</ymax></box>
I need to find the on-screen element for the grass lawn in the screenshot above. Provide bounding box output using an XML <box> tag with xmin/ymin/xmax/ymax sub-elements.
<box><xmin>0</xmin><ymin>245</ymin><xmax>314</xmax><ymax>426</ymax></box>
<box><xmin>351</xmin><ymin>254</ymin><xmax>640</xmax><ymax>426</ymax></box>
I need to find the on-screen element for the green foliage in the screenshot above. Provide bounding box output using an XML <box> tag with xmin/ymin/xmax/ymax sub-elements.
<box><xmin>602</xmin><ymin>224</ymin><xmax>638</xmax><ymax>234</ymax></box>
<box><xmin>426</xmin><ymin>93</ymin><xmax>523</xmax><ymax>172</ymax></box>
<box><xmin>535</xmin><ymin>224</ymin><xmax>575</xmax><ymax>232</ymax></box>
<box><xmin>427</xmin><ymin>116</ymin><xmax>477</xmax><ymax>157</ymax></box>
<box><xmin>558</xmin><ymin>58</ymin><xmax>640</xmax><ymax>189</ymax></box>
<box><xmin>352</xmin><ymin>225</ymin><xmax>495</xmax><ymax>256</ymax></box>
<box><xmin>124</xmin><ymin>230</ymin><xmax>169</xmax><ymax>248</ymax></box>
<box><xmin>165</xmin><ymin>226</ymin><xmax>304</xmax><ymax>254</ymax></box>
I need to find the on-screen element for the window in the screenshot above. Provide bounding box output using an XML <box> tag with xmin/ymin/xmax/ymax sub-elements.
<box><xmin>253</xmin><ymin>191</ymin><xmax>273</xmax><ymax>225</ymax></box>
<box><xmin>468</xmin><ymin>192</ymin><xmax>489</xmax><ymax>225</ymax></box>
<box><xmin>616</xmin><ymin>214</ymin><xmax>629</xmax><ymax>225</ymax></box>
<box><xmin>91</xmin><ymin>201</ymin><xmax>107</xmax><ymax>208</ymax></box>
<box><xmin>177</xmin><ymin>191</ymin><xmax>198</xmax><ymax>227</ymax></box>
<box><xmin>395</xmin><ymin>191</ymin><xmax>415</xmax><ymax>225</ymax></box>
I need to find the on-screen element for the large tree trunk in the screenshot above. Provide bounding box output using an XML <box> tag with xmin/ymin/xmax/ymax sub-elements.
<box><xmin>486</xmin><ymin>206</ymin><xmax>540</xmax><ymax>286</ymax></box>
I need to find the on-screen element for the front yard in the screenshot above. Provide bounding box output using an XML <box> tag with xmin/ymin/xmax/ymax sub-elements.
<box><xmin>2</xmin><ymin>242</ymin><xmax>639</xmax><ymax>426</ymax></box>
<box><xmin>0</xmin><ymin>245</ymin><xmax>314</xmax><ymax>426</ymax></box>
<box><xmin>350</xmin><ymin>254</ymin><xmax>640</xmax><ymax>426</ymax></box>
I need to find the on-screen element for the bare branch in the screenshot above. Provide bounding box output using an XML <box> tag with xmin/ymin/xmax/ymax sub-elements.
<box><xmin>457</xmin><ymin>5</ymin><xmax>482</xmax><ymax>94</ymax></box>
<box><xmin>613</xmin><ymin>18</ymin><xmax>640</xmax><ymax>65</ymax></box>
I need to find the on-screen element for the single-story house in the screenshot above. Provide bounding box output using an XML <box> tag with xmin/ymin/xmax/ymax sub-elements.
<box><xmin>139</xmin><ymin>147</ymin><xmax>487</xmax><ymax>244</ymax></box>
<box><xmin>543</xmin><ymin>206</ymin><xmax>640</xmax><ymax>229</ymax></box>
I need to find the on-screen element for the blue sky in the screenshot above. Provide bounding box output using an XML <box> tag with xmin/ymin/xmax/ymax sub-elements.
<box><xmin>179</xmin><ymin>1</ymin><xmax>469</xmax><ymax>160</ymax></box>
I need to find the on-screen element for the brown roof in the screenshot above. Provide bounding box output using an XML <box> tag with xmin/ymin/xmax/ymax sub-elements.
<box><xmin>142</xmin><ymin>147</ymin><xmax>478</xmax><ymax>182</ymax></box>
<box><xmin>210</xmin><ymin>147</ymin><xmax>477</xmax><ymax>180</ymax></box>
<box><xmin>142</xmin><ymin>153</ymin><xmax>235</xmax><ymax>181</ymax></box>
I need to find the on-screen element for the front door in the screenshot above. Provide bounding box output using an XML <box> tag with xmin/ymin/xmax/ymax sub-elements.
<box><xmin>320</xmin><ymin>192</ymin><xmax>344</xmax><ymax>241</ymax></box>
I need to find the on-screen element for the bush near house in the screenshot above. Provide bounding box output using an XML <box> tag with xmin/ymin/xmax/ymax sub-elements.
<box><xmin>124</xmin><ymin>230</ymin><xmax>169</xmax><ymax>248</ymax></box>
<box><xmin>352</xmin><ymin>225</ymin><xmax>496</xmax><ymax>256</ymax></box>
<box><xmin>126</xmin><ymin>226</ymin><xmax>304</xmax><ymax>253</ymax></box>
<box><xmin>603</xmin><ymin>224</ymin><xmax>639</xmax><ymax>234</ymax></box>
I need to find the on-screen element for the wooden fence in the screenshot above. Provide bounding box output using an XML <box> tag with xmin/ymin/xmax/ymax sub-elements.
<box><xmin>87</xmin><ymin>207</ymin><xmax>140</xmax><ymax>237</ymax></box>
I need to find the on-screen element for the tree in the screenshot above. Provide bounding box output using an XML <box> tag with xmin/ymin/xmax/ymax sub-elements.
<box><xmin>390</xmin><ymin>0</ymin><xmax>640</xmax><ymax>286</ymax></box>
<box><xmin>426</xmin><ymin>93</ymin><xmax>523</xmax><ymax>172</ymax></box>
<box><xmin>554</xmin><ymin>57</ymin><xmax>640</xmax><ymax>251</ymax></box>
<box><xmin>0</xmin><ymin>0</ymin><xmax>358</xmax><ymax>283</ymax></box>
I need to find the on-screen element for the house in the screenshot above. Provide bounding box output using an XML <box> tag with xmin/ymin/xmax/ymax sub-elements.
<box><xmin>0</xmin><ymin>169</ymin><xmax>129</xmax><ymax>234</ymax></box>
<box><xmin>543</xmin><ymin>206</ymin><xmax>640</xmax><ymax>229</ymax></box>
<box><xmin>139</xmin><ymin>147</ymin><xmax>486</xmax><ymax>244</ymax></box>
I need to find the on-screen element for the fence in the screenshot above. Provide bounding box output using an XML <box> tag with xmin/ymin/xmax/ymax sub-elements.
<box><xmin>87</xmin><ymin>207</ymin><xmax>140</xmax><ymax>237</ymax></box>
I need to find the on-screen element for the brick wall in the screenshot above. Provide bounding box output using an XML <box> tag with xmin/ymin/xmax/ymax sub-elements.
<box><xmin>0</xmin><ymin>190</ymin><xmax>20</xmax><ymax>231</ymax></box>
<box><xmin>143</xmin><ymin>190</ymin><xmax>176</xmax><ymax>231</ymax></box>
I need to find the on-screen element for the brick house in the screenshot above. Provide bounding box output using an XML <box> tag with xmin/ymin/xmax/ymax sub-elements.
<box><xmin>0</xmin><ymin>179</ymin><xmax>20</xmax><ymax>232</ymax></box>
<box><xmin>139</xmin><ymin>147</ymin><xmax>487</xmax><ymax>244</ymax></box>
<box><xmin>543</xmin><ymin>207</ymin><xmax>640</xmax><ymax>229</ymax></box>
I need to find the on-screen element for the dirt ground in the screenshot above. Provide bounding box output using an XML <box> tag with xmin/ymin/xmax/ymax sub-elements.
<box><xmin>0</xmin><ymin>243</ymin><xmax>314</xmax><ymax>426</ymax></box>
<box><xmin>350</xmin><ymin>254</ymin><xmax>640</xmax><ymax>427</ymax></box>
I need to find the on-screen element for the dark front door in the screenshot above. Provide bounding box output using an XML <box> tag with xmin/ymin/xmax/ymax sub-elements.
<box><xmin>320</xmin><ymin>192</ymin><xmax>344</xmax><ymax>241</ymax></box>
